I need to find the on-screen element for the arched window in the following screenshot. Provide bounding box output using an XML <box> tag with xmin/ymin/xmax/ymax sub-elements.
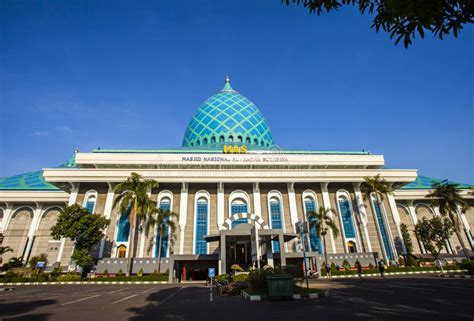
<box><xmin>347</xmin><ymin>241</ymin><xmax>356</xmax><ymax>253</ymax></box>
<box><xmin>203</xmin><ymin>138</ymin><xmax>208</xmax><ymax>145</ymax></box>
<box><xmin>303</xmin><ymin>195</ymin><xmax>322</xmax><ymax>253</ymax></box>
<box><xmin>246</xmin><ymin>137</ymin><xmax>251</xmax><ymax>144</ymax></box>
<box><xmin>337</xmin><ymin>192</ymin><xmax>357</xmax><ymax>253</ymax></box>
<box><xmin>211</xmin><ymin>136</ymin><xmax>216</xmax><ymax>143</ymax></box>
<box><xmin>260</xmin><ymin>140</ymin><xmax>264</xmax><ymax>146</ymax></box>
<box><xmin>156</xmin><ymin>197</ymin><xmax>171</xmax><ymax>258</ymax></box>
<box><xmin>231</xmin><ymin>198</ymin><xmax>248</xmax><ymax>228</ymax></box>
<box><xmin>269</xmin><ymin>197</ymin><xmax>283</xmax><ymax>253</ymax></box>
<box><xmin>196</xmin><ymin>140</ymin><xmax>200</xmax><ymax>146</ymax></box>
<box><xmin>117</xmin><ymin>245</ymin><xmax>127</xmax><ymax>258</ymax></box>
<box><xmin>371</xmin><ymin>194</ymin><xmax>394</xmax><ymax>260</ymax></box>
<box><xmin>220</xmin><ymin>135</ymin><xmax>225</xmax><ymax>143</ymax></box>
<box><xmin>237</xmin><ymin>136</ymin><xmax>243</xmax><ymax>143</ymax></box>
<box><xmin>83</xmin><ymin>191</ymin><xmax>98</xmax><ymax>213</ymax></box>
<box><xmin>253</xmin><ymin>138</ymin><xmax>258</xmax><ymax>145</ymax></box>
<box><xmin>229</xmin><ymin>135</ymin><xmax>234</xmax><ymax>142</ymax></box>
<box><xmin>190</xmin><ymin>143</ymin><xmax>194</xmax><ymax>147</ymax></box>
<box><xmin>116</xmin><ymin>205</ymin><xmax>131</xmax><ymax>242</ymax></box>
<box><xmin>195</xmin><ymin>197</ymin><xmax>209</xmax><ymax>254</ymax></box>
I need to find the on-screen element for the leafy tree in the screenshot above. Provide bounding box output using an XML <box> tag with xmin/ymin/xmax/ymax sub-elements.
<box><xmin>426</xmin><ymin>181</ymin><xmax>471</xmax><ymax>260</ymax></box>
<box><xmin>113</xmin><ymin>172</ymin><xmax>159</xmax><ymax>276</ymax></box>
<box><xmin>149</xmin><ymin>205</ymin><xmax>178</xmax><ymax>272</ymax></box>
<box><xmin>51</xmin><ymin>204</ymin><xmax>110</xmax><ymax>272</ymax></box>
<box><xmin>415</xmin><ymin>216</ymin><xmax>454</xmax><ymax>263</ymax></box>
<box><xmin>28</xmin><ymin>253</ymin><xmax>48</xmax><ymax>271</ymax></box>
<box><xmin>361</xmin><ymin>175</ymin><xmax>396</xmax><ymax>260</ymax></box>
<box><xmin>307</xmin><ymin>206</ymin><xmax>339</xmax><ymax>275</ymax></box>
<box><xmin>1</xmin><ymin>257</ymin><xmax>23</xmax><ymax>271</ymax></box>
<box><xmin>400</xmin><ymin>223</ymin><xmax>416</xmax><ymax>266</ymax></box>
<box><xmin>283</xmin><ymin>0</ymin><xmax>473</xmax><ymax>48</ymax></box>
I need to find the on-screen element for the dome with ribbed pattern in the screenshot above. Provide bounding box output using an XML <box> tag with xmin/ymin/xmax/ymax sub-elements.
<box><xmin>182</xmin><ymin>78</ymin><xmax>274</xmax><ymax>148</ymax></box>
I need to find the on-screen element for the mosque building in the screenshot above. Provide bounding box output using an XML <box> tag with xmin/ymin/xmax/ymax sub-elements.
<box><xmin>0</xmin><ymin>78</ymin><xmax>472</xmax><ymax>281</ymax></box>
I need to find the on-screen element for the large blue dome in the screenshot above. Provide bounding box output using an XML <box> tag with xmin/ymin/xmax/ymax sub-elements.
<box><xmin>182</xmin><ymin>78</ymin><xmax>274</xmax><ymax>148</ymax></box>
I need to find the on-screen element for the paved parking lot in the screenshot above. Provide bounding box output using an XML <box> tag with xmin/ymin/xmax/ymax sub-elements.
<box><xmin>0</xmin><ymin>276</ymin><xmax>473</xmax><ymax>321</ymax></box>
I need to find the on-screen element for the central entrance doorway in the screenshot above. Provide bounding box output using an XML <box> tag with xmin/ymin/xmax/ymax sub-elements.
<box><xmin>226</xmin><ymin>235</ymin><xmax>252</xmax><ymax>271</ymax></box>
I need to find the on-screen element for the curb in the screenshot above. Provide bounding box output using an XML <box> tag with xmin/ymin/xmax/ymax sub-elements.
<box><xmin>438</xmin><ymin>274</ymin><xmax>473</xmax><ymax>279</ymax></box>
<box><xmin>241</xmin><ymin>290</ymin><xmax>325</xmax><ymax>301</ymax></box>
<box><xmin>1</xmin><ymin>281</ymin><xmax>169</xmax><ymax>286</ymax></box>
<box><xmin>328</xmin><ymin>269</ymin><xmax>468</xmax><ymax>279</ymax></box>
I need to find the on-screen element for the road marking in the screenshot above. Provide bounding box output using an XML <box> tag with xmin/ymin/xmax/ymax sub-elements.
<box><xmin>355</xmin><ymin>286</ymin><xmax>394</xmax><ymax>293</ymax></box>
<box><xmin>44</xmin><ymin>296</ymin><xmax>58</xmax><ymax>300</ymax></box>
<box><xmin>388</xmin><ymin>285</ymin><xmax>435</xmax><ymax>292</ymax></box>
<box><xmin>73</xmin><ymin>288</ymin><xmax>99</xmax><ymax>294</ymax></box>
<box><xmin>60</xmin><ymin>294</ymin><xmax>100</xmax><ymax>306</ymax></box>
<box><xmin>396</xmin><ymin>304</ymin><xmax>440</xmax><ymax>314</ymax></box>
<box><xmin>141</xmin><ymin>286</ymin><xmax>159</xmax><ymax>293</ymax></box>
<box><xmin>158</xmin><ymin>287</ymin><xmax>184</xmax><ymax>305</ymax></box>
<box><xmin>108</xmin><ymin>287</ymin><xmax>129</xmax><ymax>294</ymax></box>
<box><xmin>112</xmin><ymin>294</ymin><xmax>138</xmax><ymax>305</ymax></box>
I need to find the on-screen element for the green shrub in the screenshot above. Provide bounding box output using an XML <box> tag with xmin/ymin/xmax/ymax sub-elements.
<box><xmin>248</xmin><ymin>268</ymin><xmax>274</xmax><ymax>292</ymax></box>
<box><xmin>231</xmin><ymin>273</ymin><xmax>249</xmax><ymax>282</ymax></box>
<box><xmin>342</xmin><ymin>259</ymin><xmax>351</xmax><ymax>271</ymax></box>
<box><xmin>330</xmin><ymin>262</ymin><xmax>337</xmax><ymax>272</ymax></box>
<box><xmin>117</xmin><ymin>269</ymin><xmax>125</xmax><ymax>277</ymax></box>
<box><xmin>50</xmin><ymin>267</ymin><xmax>62</xmax><ymax>278</ymax></box>
<box><xmin>102</xmin><ymin>269</ymin><xmax>109</xmax><ymax>275</ymax></box>
<box><xmin>460</xmin><ymin>260</ymin><xmax>474</xmax><ymax>275</ymax></box>
<box><xmin>28</xmin><ymin>254</ymin><xmax>48</xmax><ymax>271</ymax></box>
<box><xmin>151</xmin><ymin>269</ymin><xmax>159</xmax><ymax>276</ymax></box>
<box><xmin>137</xmin><ymin>268</ymin><xmax>144</xmax><ymax>277</ymax></box>
<box><xmin>216</xmin><ymin>273</ymin><xmax>230</xmax><ymax>282</ymax></box>
<box><xmin>57</xmin><ymin>273</ymin><xmax>81</xmax><ymax>282</ymax></box>
<box><xmin>230</xmin><ymin>264</ymin><xmax>243</xmax><ymax>272</ymax></box>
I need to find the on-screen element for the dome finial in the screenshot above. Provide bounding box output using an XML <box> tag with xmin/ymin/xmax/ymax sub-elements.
<box><xmin>222</xmin><ymin>76</ymin><xmax>234</xmax><ymax>92</ymax></box>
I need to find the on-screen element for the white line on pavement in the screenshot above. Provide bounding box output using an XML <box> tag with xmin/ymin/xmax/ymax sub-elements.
<box><xmin>158</xmin><ymin>287</ymin><xmax>184</xmax><ymax>305</ymax></box>
<box><xmin>141</xmin><ymin>286</ymin><xmax>159</xmax><ymax>293</ymax></box>
<box><xmin>108</xmin><ymin>287</ymin><xmax>129</xmax><ymax>294</ymax></box>
<box><xmin>112</xmin><ymin>294</ymin><xmax>138</xmax><ymax>305</ymax></box>
<box><xmin>60</xmin><ymin>294</ymin><xmax>100</xmax><ymax>306</ymax></box>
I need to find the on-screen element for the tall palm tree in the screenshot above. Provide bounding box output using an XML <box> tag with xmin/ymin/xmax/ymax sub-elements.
<box><xmin>307</xmin><ymin>206</ymin><xmax>339</xmax><ymax>274</ymax></box>
<box><xmin>149</xmin><ymin>206</ymin><xmax>178</xmax><ymax>272</ymax></box>
<box><xmin>426</xmin><ymin>181</ymin><xmax>470</xmax><ymax>261</ymax></box>
<box><xmin>361</xmin><ymin>175</ymin><xmax>394</xmax><ymax>260</ymax></box>
<box><xmin>0</xmin><ymin>246</ymin><xmax>13</xmax><ymax>265</ymax></box>
<box><xmin>113</xmin><ymin>172</ymin><xmax>159</xmax><ymax>275</ymax></box>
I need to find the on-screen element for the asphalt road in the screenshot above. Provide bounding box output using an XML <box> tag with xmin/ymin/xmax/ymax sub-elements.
<box><xmin>0</xmin><ymin>276</ymin><xmax>473</xmax><ymax>321</ymax></box>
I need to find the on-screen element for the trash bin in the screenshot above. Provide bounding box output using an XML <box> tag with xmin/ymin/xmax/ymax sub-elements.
<box><xmin>266</xmin><ymin>274</ymin><xmax>294</xmax><ymax>298</ymax></box>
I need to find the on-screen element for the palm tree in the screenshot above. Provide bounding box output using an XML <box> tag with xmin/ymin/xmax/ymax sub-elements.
<box><xmin>307</xmin><ymin>206</ymin><xmax>339</xmax><ymax>275</ymax></box>
<box><xmin>113</xmin><ymin>172</ymin><xmax>159</xmax><ymax>276</ymax></box>
<box><xmin>361</xmin><ymin>175</ymin><xmax>394</xmax><ymax>260</ymax></box>
<box><xmin>426</xmin><ymin>181</ymin><xmax>470</xmax><ymax>261</ymax></box>
<box><xmin>149</xmin><ymin>206</ymin><xmax>178</xmax><ymax>272</ymax></box>
<box><xmin>0</xmin><ymin>246</ymin><xmax>13</xmax><ymax>265</ymax></box>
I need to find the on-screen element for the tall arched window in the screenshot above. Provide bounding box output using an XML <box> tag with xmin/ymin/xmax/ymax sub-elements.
<box><xmin>116</xmin><ymin>205</ymin><xmax>131</xmax><ymax>242</ymax></box>
<box><xmin>195</xmin><ymin>197</ymin><xmax>209</xmax><ymax>254</ymax></box>
<box><xmin>83</xmin><ymin>191</ymin><xmax>98</xmax><ymax>213</ymax></box>
<box><xmin>203</xmin><ymin>138</ymin><xmax>208</xmax><ymax>145</ymax></box>
<box><xmin>156</xmin><ymin>198</ymin><xmax>171</xmax><ymax>258</ymax></box>
<box><xmin>246</xmin><ymin>137</ymin><xmax>251</xmax><ymax>144</ymax></box>
<box><xmin>337</xmin><ymin>192</ymin><xmax>357</xmax><ymax>252</ymax></box>
<box><xmin>371</xmin><ymin>195</ymin><xmax>394</xmax><ymax>260</ymax></box>
<box><xmin>220</xmin><ymin>135</ymin><xmax>225</xmax><ymax>143</ymax></box>
<box><xmin>211</xmin><ymin>136</ymin><xmax>216</xmax><ymax>143</ymax></box>
<box><xmin>237</xmin><ymin>136</ymin><xmax>243</xmax><ymax>142</ymax></box>
<box><xmin>269</xmin><ymin>197</ymin><xmax>283</xmax><ymax>253</ymax></box>
<box><xmin>303</xmin><ymin>195</ymin><xmax>322</xmax><ymax>253</ymax></box>
<box><xmin>231</xmin><ymin>199</ymin><xmax>248</xmax><ymax>228</ymax></box>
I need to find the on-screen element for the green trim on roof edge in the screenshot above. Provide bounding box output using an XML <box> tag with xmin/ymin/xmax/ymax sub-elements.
<box><xmin>400</xmin><ymin>175</ymin><xmax>473</xmax><ymax>190</ymax></box>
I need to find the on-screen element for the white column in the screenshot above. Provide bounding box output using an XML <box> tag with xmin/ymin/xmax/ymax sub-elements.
<box><xmin>0</xmin><ymin>203</ymin><xmax>13</xmax><ymax>233</ymax></box>
<box><xmin>320</xmin><ymin>183</ymin><xmax>337</xmax><ymax>254</ymax></box>
<box><xmin>138</xmin><ymin>187</ymin><xmax>152</xmax><ymax>258</ymax></box>
<box><xmin>178</xmin><ymin>183</ymin><xmax>188</xmax><ymax>255</ymax></box>
<box><xmin>387</xmin><ymin>193</ymin><xmax>407</xmax><ymax>255</ymax></box>
<box><xmin>353</xmin><ymin>183</ymin><xmax>372</xmax><ymax>252</ymax></box>
<box><xmin>458</xmin><ymin>207</ymin><xmax>474</xmax><ymax>249</ymax></box>
<box><xmin>99</xmin><ymin>183</ymin><xmax>115</xmax><ymax>258</ymax></box>
<box><xmin>252</xmin><ymin>183</ymin><xmax>261</xmax><ymax>219</ymax></box>
<box><xmin>217</xmin><ymin>183</ymin><xmax>225</xmax><ymax>229</ymax></box>
<box><xmin>57</xmin><ymin>183</ymin><xmax>79</xmax><ymax>263</ymax></box>
<box><xmin>287</xmin><ymin>183</ymin><xmax>298</xmax><ymax>231</ymax></box>
<box><xmin>407</xmin><ymin>201</ymin><xmax>425</xmax><ymax>253</ymax></box>
<box><xmin>23</xmin><ymin>203</ymin><xmax>43</xmax><ymax>263</ymax></box>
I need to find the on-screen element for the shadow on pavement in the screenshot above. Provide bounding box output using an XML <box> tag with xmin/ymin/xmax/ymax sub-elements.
<box><xmin>0</xmin><ymin>298</ymin><xmax>55</xmax><ymax>321</ymax></box>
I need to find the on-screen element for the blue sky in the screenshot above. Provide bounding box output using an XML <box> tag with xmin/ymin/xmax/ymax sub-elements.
<box><xmin>0</xmin><ymin>1</ymin><xmax>472</xmax><ymax>183</ymax></box>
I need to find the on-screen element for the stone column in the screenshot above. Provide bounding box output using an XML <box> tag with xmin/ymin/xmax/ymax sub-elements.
<box><xmin>353</xmin><ymin>183</ymin><xmax>372</xmax><ymax>252</ymax></box>
<box><xmin>0</xmin><ymin>203</ymin><xmax>13</xmax><ymax>233</ymax></box>
<box><xmin>23</xmin><ymin>203</ymin><xmax>43</xmax><ymax>263</ymax></box>
<box><xmin>387</xmin><ymin>192</ymin><xmax>407</xmax><ymax>255</ymax></box>
<box><xmin>252</xmin><ymin>183</ymin><xmax>261</xmax><ymax>220</ymax></box>
<box><xmin>57</xmin><ymin>183</ymin><xmax>79</xmax><ymax>263</ymax></box>
<box><xmin>178</xmin><ymin>183</ymin><xmax>188</xmax><ymax>255</ymax></box>
<box><xmin>219</xmin><ymin>233</ymin><xmax>226</xmax><ymax>274</ymax></box>
<box><xmin>217</xmin><ymin>183</ymin><xmax>225</xmax><ymax>229</ymax></box>
<box><xmin>266</xmin><ymin>237</ymin><xmax>274</xmax><ymax>267</ymax></box>
<box><xmin>99</xmin><ymin>183</ymin><xmax>115</xmax><ymax>258</ymax></box>
<box><xmin>278</xmin><ymin>232</ymin><xmax>286</xmax><ymax>266</ymax></box>
<box><xmin>320</xmin><ymin>183</ymin><xmax>337</xmax><ymax>254</ymax></box>
<box><xmin>287</xmin><ymin>183</ymin><xmax>299</xmax><ymax>251</ymax></box>
<box><xmin>407</xmin><ymin>201</ymin><xmax>425</xmax><ymax>253</ymax></box>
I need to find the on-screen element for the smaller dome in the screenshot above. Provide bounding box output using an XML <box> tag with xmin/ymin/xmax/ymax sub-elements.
<box><xmin>182</xmin><ymin>78</ymin><xmax>274</xmax><ymax>148</ymax></box>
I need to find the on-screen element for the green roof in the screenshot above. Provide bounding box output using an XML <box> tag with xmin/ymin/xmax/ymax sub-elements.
<box><xmin>0</xmin><ymin>154</ymin><xmax>76</xmax><ymax>191</ymax></box>
<box><xmin>400</xmin><ymin>175</ymin><xmax>473</xmax><ymax>190</ymax></box>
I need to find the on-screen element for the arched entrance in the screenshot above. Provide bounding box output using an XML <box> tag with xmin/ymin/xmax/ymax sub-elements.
<box><xmin>117</xmin><ymin>245</ymin><xmax>127</xmax><ymax>258</ymax></box>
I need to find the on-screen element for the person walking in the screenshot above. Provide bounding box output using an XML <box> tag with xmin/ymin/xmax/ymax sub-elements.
<box><xmin>378</xmin><ymin>260</ymin><xmax>387</xmax><ymax>281</ymax></box>
<box><xmin>325</xmin><ymin>264</ymin><xmax>331</xmax><ymax>280</ymax></box>
<box><xmin>356</xmin><ymin>261</ymin><xmax>365</xmax><ymax>282</ymax></box>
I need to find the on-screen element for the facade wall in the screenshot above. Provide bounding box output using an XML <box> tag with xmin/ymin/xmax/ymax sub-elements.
<box><xmin>3</xmin><ymin>207</ymin><xmax>33</xmax><ymax>262</ymax></box>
